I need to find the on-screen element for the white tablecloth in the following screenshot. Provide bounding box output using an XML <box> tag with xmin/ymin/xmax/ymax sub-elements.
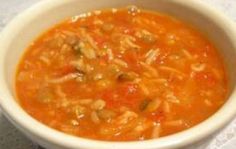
<box><xmin>0</xmin><ymin>0</ymin><xmax>236</xmax><ymax>148</ymax></box>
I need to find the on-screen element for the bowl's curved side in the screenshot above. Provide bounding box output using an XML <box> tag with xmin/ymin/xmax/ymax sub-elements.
<box><xmin>0</xmin><ymin>0</ymin><xmax>236</xmax><ymax>149</ymax></box>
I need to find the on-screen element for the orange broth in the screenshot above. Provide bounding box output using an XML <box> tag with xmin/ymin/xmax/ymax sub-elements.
<box><xmin>15</xmin><ymin>7</ymin><xmax>228</xmax><ymax>141</ymax></box>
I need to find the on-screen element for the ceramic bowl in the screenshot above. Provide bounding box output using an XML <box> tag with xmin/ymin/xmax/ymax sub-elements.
<box><xmin>0</xmin><ymin>0</ymin><xmax>236</xmax><ymax>149</ymax></box>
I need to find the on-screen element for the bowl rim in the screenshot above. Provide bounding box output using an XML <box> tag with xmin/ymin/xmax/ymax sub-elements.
<box><xmin>0</xmin><ymin>0</ymin><xmax>236</xmax><ymax>148</ymax></box>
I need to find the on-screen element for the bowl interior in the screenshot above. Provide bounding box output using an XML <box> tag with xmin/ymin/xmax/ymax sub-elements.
<box><xmin>1</xmin><ymin>0</ymin><xmax>236</xmax><ymax>148</ymax></box>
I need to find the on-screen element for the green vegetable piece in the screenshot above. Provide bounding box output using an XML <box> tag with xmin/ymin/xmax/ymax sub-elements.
<box><xmin>139</xmin><ymin>99</ymin><xmax>150</xmax><ymax>111</ymax></box>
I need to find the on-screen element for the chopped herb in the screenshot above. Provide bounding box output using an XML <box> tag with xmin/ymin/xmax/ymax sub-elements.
<box><xmin>117</xmin><ymin>72</ymin><xmax>138</xmax><ymax>82</ymax></box>
<box><xmin>139</xmin><ymin>98</ymin><xmax>161</xmax><ymax>112</ymax></box>
<box><xmin>139</xmin><ymin>99</ymin><xmax>150</xmax><ymax>111</ymax></box>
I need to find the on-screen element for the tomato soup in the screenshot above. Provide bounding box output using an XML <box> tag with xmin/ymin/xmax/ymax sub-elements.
<box><xmin>15</xmin><ymin>6</ymin><xmax>228</xmax><ymax>141</ymax></box>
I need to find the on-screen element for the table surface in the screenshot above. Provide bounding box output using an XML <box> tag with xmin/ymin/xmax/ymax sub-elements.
<box><xmin>0</xmin><ymin>0</ymin><xmax>236</xmax><ymax>149</ymax></box>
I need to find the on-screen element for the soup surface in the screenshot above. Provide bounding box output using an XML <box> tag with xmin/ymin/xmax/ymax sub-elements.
<box><xmin>15</xmin><ymin>6</ymin><xmax>227</xmax><ymax>141</ymax></box>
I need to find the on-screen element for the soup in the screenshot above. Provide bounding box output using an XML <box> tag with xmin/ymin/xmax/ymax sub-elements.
<box><xmin>15</xmin><ymin>6</ymin><xmax>227</xmax><ymax>141</ymax></box>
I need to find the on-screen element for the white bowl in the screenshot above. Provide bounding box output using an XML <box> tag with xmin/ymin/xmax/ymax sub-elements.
<box><xmin>0</xmin><ymin>0</ymin><xmax>236</xmax><ymax>149</ymax></box>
